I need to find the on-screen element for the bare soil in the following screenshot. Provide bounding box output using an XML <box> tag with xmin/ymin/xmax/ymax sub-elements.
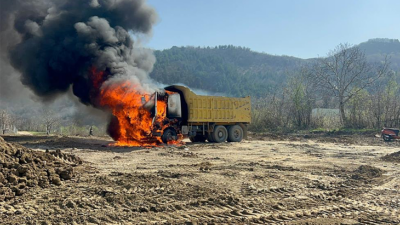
<box><xmin>382</xmin><ymin>151</ymin><xmax>400</xmax><ymax>163</ymax></box>
<box><xmin>0</xmin><ymin>137</ymin><xmax>81</xmax><ymax>201</ymax></box>
<box><xmin>1</xmin><ymin>134</ymin><xmax>399</xmax><ymax>224</ymax></box>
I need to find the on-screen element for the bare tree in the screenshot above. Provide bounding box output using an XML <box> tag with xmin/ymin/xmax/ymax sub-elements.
<box><xmin>311</xmin><ymin>44</ymin><xmax>389</xmax><ymax>126</ymax></box>
<box><xmin>42</xmin><ymin>109</ymin><xmax>59</xmax><ymax>135</ymax></box>
<box><xmin>0</xmin><ymin>110</ymin><xmax>10</xmax><ymax>134</ymax></box>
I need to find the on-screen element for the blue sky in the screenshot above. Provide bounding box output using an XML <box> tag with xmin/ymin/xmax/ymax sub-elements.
<box><xmin>146</xmin><ymin>0</ymin><xmax>399</xmax><ymax>59</ymax></box>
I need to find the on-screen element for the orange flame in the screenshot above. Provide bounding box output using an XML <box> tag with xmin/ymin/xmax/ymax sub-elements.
<box><xmin>90</xmin><ymin>68</ymin><xmax>184</xmax><ymax>147</ymax></box>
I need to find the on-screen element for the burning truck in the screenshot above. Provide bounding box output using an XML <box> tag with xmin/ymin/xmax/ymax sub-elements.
<box><xmin>103</xmin><ymin>84</ymin><xmax>251</xmax><ymax>146</ymax></box>
<box><xmin>149</xmin><ymin>85</ymin><xmax>251</xmax><ymax>144</ymax></box>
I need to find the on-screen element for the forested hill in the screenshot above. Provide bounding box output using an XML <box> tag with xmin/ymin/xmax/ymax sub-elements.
<box><xmin>358</xmin><ymin>38</ymin><xmax>400</xmax><ymax>70</ymax></box>
<box><xmin>359</xmin><ymin>38</ymin><xmax>400</xmax><ymax>54</ymax></box>
<box><xmin>150</xmin><ymin>39</ymin><xmax>400</xmax><ymax>97</ymax></box>
<box><xmin>150</xmin><ymin>45</ymin><xmax>304</xmax><ymax>97</ymax></box>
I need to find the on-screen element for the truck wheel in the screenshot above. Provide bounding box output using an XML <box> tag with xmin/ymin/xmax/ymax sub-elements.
<box><xmin>207</xmin><ymin>132</ymin><xmax>215</xmax><ymax>143</ymax></box>
<box><xmin>212</xmin><ymin>126</ymin><xmax>228</xmax><ymax>143</ymax></box>
<box><xmin>190</xmin><ymin>135</ymin><xmax>207</xmax><ymax>142</ymax></box>
<box><xmin>162</xmin><ymin>128</ymin><xmax>177</xmax><ymax>144</ymax></box>
<box><xmin>227</xmin><ymin>125</ymin><xmax>243</xmax><ymax>142</ymax></box>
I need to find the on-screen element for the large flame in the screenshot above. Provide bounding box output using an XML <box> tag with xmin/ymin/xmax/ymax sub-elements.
<box><xmin>90</xmin><ymin>68</ymin><xmax>183</xmax><ymax>147</ymax></box>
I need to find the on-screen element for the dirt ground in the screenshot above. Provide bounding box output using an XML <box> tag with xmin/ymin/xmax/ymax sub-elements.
<box><xmin>1</xmin><ymin>133</ymin><xmax>399</xmax><ymax>225</ymax></box>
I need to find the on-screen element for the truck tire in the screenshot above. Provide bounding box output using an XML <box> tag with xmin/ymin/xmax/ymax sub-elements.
<box><xmin>212</xmin><ymin>126</ymin><xmax>228</xmax><ymax>143</ymax></box>
<box><xmin>227</xmin><ymin>125</ymin><xmax>243</xmax><ymax>142</ymax></box>
<box><xmin>162</xmin><ymin>128</ymin><xmax>177</xmax><ymax>144</ymax></box>
<box><xmin>190</xmin><ymin>135</ymin><xmax>207</xmax><ymax>142</ymax></box>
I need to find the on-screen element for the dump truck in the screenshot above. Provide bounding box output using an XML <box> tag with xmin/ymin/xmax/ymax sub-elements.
<box><xmin>145</xmin><ymin>85</ymin><xmax>251</xmax><ymax>143</ymax></box>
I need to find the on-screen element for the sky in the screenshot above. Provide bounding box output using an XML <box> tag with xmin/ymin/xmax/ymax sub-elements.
<box><xmin>146</xmin><ymin>0</ymin><xmax>400</xmax><ymax>59</ymax></box>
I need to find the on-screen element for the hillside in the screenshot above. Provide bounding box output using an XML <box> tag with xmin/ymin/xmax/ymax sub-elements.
<box><xmin>358</xmin><ymin>38</ymin><xmax>400</xmax><ymax>70</ymax></box>
<box><xmin>150</xmin><ymin>46</ymin><xmax>305</xmax><ymax>97</ymax></box>
<box><xmin>358</xmin><ymin>38</ymin><xmax>400</xmax><ymax>55</ymax></box>
<box><xmin>150</xmin><ymin>39</ymin><xmax>400</xmax><ymax>97</ymax></box>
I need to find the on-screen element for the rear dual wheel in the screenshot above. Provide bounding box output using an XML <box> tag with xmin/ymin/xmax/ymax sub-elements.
<box><xmin>212</xmin><ymin>125</ymin><xmax>228</xmax><ymax>143</ymax></box>
<box><xmin>227</xmin><ymin>125</ymin><xmax>244</xmax><ymax>142</ymax></box>
<box><xmin>207</xmin><ymin>125</ymin><xmax>244</xmax><ymax>143</ymax></box>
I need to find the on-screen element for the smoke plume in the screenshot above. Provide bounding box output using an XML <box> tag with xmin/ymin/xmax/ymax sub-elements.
<box><xmin>1</xmin><ymin>0</ymin><xmax>158</xmax><ymax>105</ymax></box>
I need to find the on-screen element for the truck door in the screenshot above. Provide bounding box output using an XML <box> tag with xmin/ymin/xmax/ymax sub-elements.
<box><xmin>167</xmin><ymin>93</ymin><xmax>182</xmax><ymax>118</ymax></box>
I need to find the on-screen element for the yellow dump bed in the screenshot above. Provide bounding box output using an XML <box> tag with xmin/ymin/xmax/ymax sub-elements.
<box><xmin>169</xmin><ymin>85</ymin><xmax>251</xmax><ymax>123</ymax></box>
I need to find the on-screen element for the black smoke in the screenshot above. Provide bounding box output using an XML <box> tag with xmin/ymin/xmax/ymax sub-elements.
<box><xmin>1</xmin><ymin>0</ymin><xmax>158</xmax><ymax>105</ymax></box>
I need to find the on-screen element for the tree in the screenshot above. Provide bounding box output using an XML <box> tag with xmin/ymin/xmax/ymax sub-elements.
<box><xmin>347</xmin><ymin>89</ymin><xmax>370</xmax><ymax>128</ymax></box>
<box><xmin>311</xmin><ymin>43</ymin><xmax>389</xmax><ymax>126</ymax></box>
<box><xmin>382</xmin><ymin>79</ymin><xmax>400</xmax><ymax>127</ymax></box>
<box><xmin>1</xmin><ymin>110</ymin><xmax>10</xmax><ymax>134</ymax></box>
<box><xmin>287</xmin><ymin>68</ymin><xmax>315</xmax><ymax>129</ymax></box>
<box><xmin>0</xmin><ymin>110</ymin><xmax>19</xmax><ymax>134</ymax></box>
<box><xmin>42</xmin><ymin>109</ymin><xmax>59</xmax><ymax>135</ymax></box>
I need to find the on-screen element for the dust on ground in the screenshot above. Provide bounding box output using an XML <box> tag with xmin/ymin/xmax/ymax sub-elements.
<box><xmin>1</xmin><ymin>134</ymin><xmax>399</xmax><ymax>225</ymax></box>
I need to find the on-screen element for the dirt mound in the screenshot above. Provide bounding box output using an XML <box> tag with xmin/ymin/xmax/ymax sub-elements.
<box><xmin>351</xmin><ymin>165</ymin><xmax>383</xmax><ymax>180</ymax></box>
<box><xmin>0</xmin><ymin>136</ymin><xmax>82</xmax><ymax>201</ymax></box>
<box><xmin>381</xmin><ymin>151</ymin><xmax>400</xmax><ymax>162</ymax></box>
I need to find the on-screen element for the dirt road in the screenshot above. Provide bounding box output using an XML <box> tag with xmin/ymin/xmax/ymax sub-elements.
<box><xmin>1</xmin><ymin>134</ymin><xmax>399</xmax><ymax>224</ymax></box>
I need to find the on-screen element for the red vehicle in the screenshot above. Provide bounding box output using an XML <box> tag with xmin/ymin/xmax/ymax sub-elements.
<box><xmin>381</xmin><ymin>128</ymin><xmax>400</xmax><ymax>142</ymax></box>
